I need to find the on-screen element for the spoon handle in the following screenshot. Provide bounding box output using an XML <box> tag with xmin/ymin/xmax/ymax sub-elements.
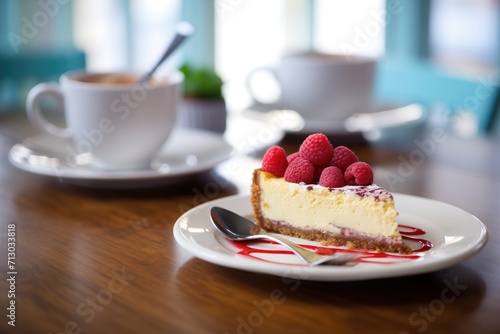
<box><xmin>262</xmin><ymin>232</ymin><xmax>322</xmax><ymax>264</ymax></box>
<box><xmin>140</xmin><ymin>21</ymin><xmax>195</xmax><ymax>85</ymax></box>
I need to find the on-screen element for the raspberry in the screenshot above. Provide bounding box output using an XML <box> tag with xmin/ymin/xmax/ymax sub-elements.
<box><xmin>299</xmin><ymin>133</ymin><xmax>334</xmax><ymax>165</ymax></box>
<box><xmin>284</xmin><ymin>157</ymin><xmax>314</xmax><ymax>184</ymax></box>
<box><xmin>313</xmin><ymin>163</ymin><xmax>329</xmax><ymax>183</ymax></box>
<box><xmin>287</xmin><ymin>152</ymin><xmax>300</xmax><ymax>164</ymax></box>
<box><xmin>330</xmin><ymin>146</ymin><xmax>358</xmax><ymax>172</ymax></box>
<box><xmin>319</xmin><ymin>166</ymin><xmax>345</xmax><ymax>188</ymax></box>
<box><xmin>344</xmin><ymin>162</ymin><xmax>373</xmax><ymax>185</ymax></box>
<box><xmin>262</xmin><ymin>146</ymin><xmax>288</xmax><ymax>177</ymax></box>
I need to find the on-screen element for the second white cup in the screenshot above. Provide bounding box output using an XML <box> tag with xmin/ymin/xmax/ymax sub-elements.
<box><xmin>247</xmin><ymin>52</ymin><xmax>376</xmax><ymax>121</ymax></box>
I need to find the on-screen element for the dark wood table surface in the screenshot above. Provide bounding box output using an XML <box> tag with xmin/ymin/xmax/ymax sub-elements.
<box><xmin>1</xmin><ymin>114</ymin><xmax>499</xmax><ymax>334</ymax></box>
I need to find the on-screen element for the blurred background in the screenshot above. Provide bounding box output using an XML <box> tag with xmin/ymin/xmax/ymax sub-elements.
<box><xmin>1</xmin><ymin>0</ymin><xmax>499</xmax><ymax>137</ymax></box>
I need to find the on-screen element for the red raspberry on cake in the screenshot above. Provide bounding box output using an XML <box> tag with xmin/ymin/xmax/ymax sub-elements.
<box><xmin>330</xmin><ymin>146</ymin><xmax>358</xmax><ymax>172</ymax></box>
<box><xmin>319</xmin><ymin>166</ymin><xmax>345</xmax><ymax>188</ymax></box>
<box><xmin>284</xmin><ymin>157</ymin><xmax>314</xmax><ymax>184</ymax></box>
<box><xmin>299</xmin><ymin>133</ymin><xmax>334</xmax><ymax>165</ymax></box>
<box><xmin>287</xmin><ymin>152</ymin><xmax>300</xmax><ymax>164</ymax></box>
<box><xmin>262</xmin><ymin>146</ymin><xmax>288</xmax><ymax>177</ymax></box>
<box><xmin>344</xmin><ymin>161</ymin><xmax>373</xmax><ymax>186</ymax></box>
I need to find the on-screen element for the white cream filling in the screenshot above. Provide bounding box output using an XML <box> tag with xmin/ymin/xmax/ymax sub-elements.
<box><xmin>258</xmin><ymin>173</ymin><xmax>400</xmax><ymax>239</ymax></box>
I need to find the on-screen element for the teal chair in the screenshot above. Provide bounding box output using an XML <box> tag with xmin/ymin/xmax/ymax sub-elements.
<box><xmin>378</xmin><ymin>0</ymin><xmax>500</xmax><ymax>134</ymax></box>
<box><xmin>0</xmin><ymin>0</ymin><xmax>86</xmax><ymax>111</ymax></box>
<box><xmin>0</xmin><ymin>48</ymin><xmax>85</xmax><ymax>111</ymax></box>
<box><xmin>375</xmin><ymin>58</ymin><xmax>500</xmax><ymax>133</ymax></box>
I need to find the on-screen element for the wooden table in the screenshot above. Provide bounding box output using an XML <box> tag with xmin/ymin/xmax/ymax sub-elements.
<box><xmin>1</xmin><ymin>115</ymin><xmax>499</xmax><ymax>334</ymax></box>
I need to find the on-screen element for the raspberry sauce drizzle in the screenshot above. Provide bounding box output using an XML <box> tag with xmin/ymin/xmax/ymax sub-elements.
<box><xmin>228</xmin><ymin>224</ymin><xmax>432</xmax><ymax>265</ymax></box>
<box><xmin>399</xmin><ymin>224</ymin><xmax>433</xmax><ymax>252</ymax></box>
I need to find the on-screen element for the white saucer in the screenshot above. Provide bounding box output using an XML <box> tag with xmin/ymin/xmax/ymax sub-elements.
<box><xmin>224</xmin><ymin>113</ymin><xmax>285</xmax><ymax>155</ymax></box>
<box><xmin>173</xmin><ymin>193</ymin><xmax>488</xmax><ymax>281</ymax></box>
<box><xmin>250</xmin><ymin>101</ymin><xmax>426</xmax><ymax>136</ymax></box>
<box><xmin>9</xmin><ymin>128</ymin><xmax>233</xmax><ymax>188</ymax></box>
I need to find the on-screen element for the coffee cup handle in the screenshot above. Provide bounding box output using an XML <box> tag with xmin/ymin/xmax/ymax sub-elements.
<box><xmin>245</xmin><ymin>66</ymin><xmax>281</xmax><ymax>106</ymax></box>
<box><xmin>26</xmin><ymin>82</ymin><xmax>71</xmax><ymax>139</ymax></box>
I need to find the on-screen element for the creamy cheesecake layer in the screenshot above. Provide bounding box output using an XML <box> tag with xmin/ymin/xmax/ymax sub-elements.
<box><xmin>253</xmin><ymin>170</ymin><xmax>401</xmax><ymax>240</ymax></box>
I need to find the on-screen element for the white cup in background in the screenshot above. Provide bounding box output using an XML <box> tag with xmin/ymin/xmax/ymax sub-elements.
<box><xmin>26</xmin><ymin>71</ymin><xmax>183</xmax><ymax>170</ymax></box>
<box><xmin>246</xmin><ymin>52</ymin><xmax>376</xmax><ymax>121</ymax></box>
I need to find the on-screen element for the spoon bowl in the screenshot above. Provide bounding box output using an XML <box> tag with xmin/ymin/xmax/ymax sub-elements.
<box><xmin>210</xmin><ymin>207</ymin><xmax>359</xmax><ymax>266</ymax></box>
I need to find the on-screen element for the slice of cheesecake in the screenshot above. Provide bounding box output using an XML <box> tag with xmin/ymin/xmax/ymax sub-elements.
<box><xmin>251</xmin><ymin>169</ymin><xmax>413</xmax><ymax>254</ymax></box>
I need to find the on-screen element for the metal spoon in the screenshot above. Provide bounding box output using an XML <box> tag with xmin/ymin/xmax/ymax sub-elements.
<box><xmin>210</xmin><ymin>207</ymin><xmax>358</xmax><ymax>266</ymax></box>
<box><xmin>139</xmin><ymin>21</ymin><xmax>195</xmax><ymax>85</ymax></box>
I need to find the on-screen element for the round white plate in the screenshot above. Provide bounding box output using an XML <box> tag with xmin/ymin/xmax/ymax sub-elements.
<box><xmin>173</xmin><ymin>193</ymin><xmax>488</xmax><ymax>281</ymax></box>
<box><xmin>9</xmin><ymin>128</ymin><xmax>233</xmax><ymax>188</ymax></box>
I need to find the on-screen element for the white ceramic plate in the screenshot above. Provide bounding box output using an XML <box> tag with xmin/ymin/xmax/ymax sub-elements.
<box><xmin>9</xmin><ymin>128</ymin><xmax>233</xmax><ymax>188</ymax></box>
<box><xmin>173</xmin><ymin>193</ymin><xmax>488</xmax><ymax>281</ymax></box>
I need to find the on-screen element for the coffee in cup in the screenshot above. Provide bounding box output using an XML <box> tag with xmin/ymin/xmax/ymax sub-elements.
<box><xmin>26</xmin><ymin>71</ymin><xmax>183</xmax><ymax>170</ymax></box>
<box><xmin>76</xmin><ymin>74</ymin><xmax>143</xmax><ymax>85</ymax></box>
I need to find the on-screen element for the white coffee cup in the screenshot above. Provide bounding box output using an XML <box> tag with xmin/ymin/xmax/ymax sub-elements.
<box><xmin>246</xmin><ymin>52</ymin><xmax>376</xmax><ymax>121</ymax></box>
<box><xmin>26</xmin><ymin>71</ymin><xmax>183</xmax><ymax>170</ymax></box>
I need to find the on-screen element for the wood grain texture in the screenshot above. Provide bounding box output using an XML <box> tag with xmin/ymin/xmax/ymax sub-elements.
<box><xmin>0</xmin><ymin>118</ymin><xmax>499</xmax><ymax>334</ymax></box>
